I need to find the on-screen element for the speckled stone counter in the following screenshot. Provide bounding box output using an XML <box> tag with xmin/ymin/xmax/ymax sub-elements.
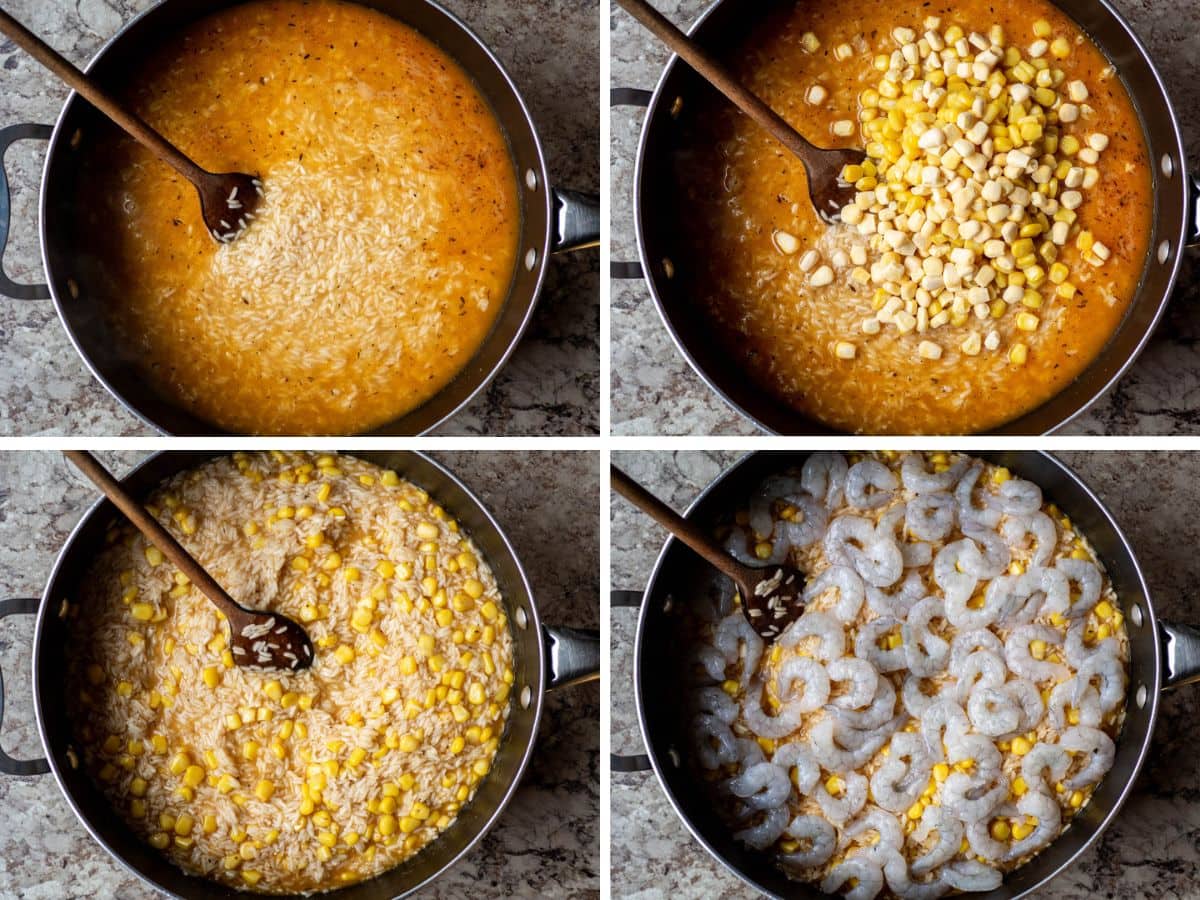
<box><xmin>611</xmin><ymin>450</ymin><xmax>1200</xmax><ymax>898</ymax></box>
<box><xmin>0</xmin><ymin>0</ymin><xmax>598</xmax><ymax>436</ymax></box>
<box><xmin>0</xmin><ymin>450</ymin><xmax>599</xmax><ymax>898</ymax></box>
<box><xmin>610</xmin><ymin>0</ymin><xmax>1200</xmax><ymax>435</ymax></box>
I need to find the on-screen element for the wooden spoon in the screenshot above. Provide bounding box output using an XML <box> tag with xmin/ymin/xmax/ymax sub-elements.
<box><xmin>64</xmin><ymin>451</ymin><xmax>314</xmax><ymax>673</ymax></box>
<box><xmin>0</xmin><ymin>8</ymin><xmax>262</xmax><ymax>243</ymax></box>
<box><xmin>614</xmin><ymin>0</ymin><xmax>864</xmax><ymax>222</ymax></box>
<box><xmin>611</xmin><ymin>465</ymin><xmax>807</xmax><ymax>642</ymax></box>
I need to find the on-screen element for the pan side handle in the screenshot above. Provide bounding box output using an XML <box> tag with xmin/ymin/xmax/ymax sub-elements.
<box><xmin>1188</xmin><ymin>172</ymin><xmax>1199</xmax><ymax>248</ymax></box>
<box><xmin>0</xmin><ymin>596</ymin><xmax>50</xmax><ymax>776</ymax></box>
<box><xmin>1161</xmin><ymin>620</ymin><xmax>1200</xmax><ymax>688</ymax></box>
<box><xmin>0</xmin><ymin>123</ymin><xmax>52</xmax><ymax>300</ymax></box>
<box><xmin>610</xmin><ymin>89</ymin><xmax>650</xmax><ymax>281</ymax></box>
<box><xmin>610</xmin><ymin>589</ymin><xmax>651</xmax><ymax>772</ymax></box>
<box><xmin>543</xmin><ymin>624</ymin><xmax>600</xmax><ymax>690</ymax></box>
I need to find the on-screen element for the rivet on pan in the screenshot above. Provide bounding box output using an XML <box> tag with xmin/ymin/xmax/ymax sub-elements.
<box><xmin>1158</xmin><ymin>240</ymin><xmax>1170</xmax><ymax>264</ymax></box>
<box><xmin>67</xmin><ymin>278</ymin><xmax>79</xmax><ymax>300</ymax></box>
<box><xmin>525</xmin><ymin>169</ymin><xmax>538</xmax><ymax>190</ymax></box>
<box><xmin>519</xmin><ymin>685</ymin><xmax>532</xmax><ymax>709</ymax></box>
<box><xmin>524</xmin><ymin>248</ymin><xmax>538</xmax><ymax>271</ymax></box>
<box><xmin>668</xmin><ymin>747</ymin><xmax>680</xmax><ymax>768</ymax></box>
<box><xmin>70</xmin><ymin>128</ymin><xmax>81</xmax><ymax>149</ymax></box>
<box><xmin>670</xmin><ymin>96</ymin><xmax>683</xmax><ymax>118</ymax></box>
<box><xmin>662</xmin><ymin>258</ymin><xmax>675</xmax><ymax>279</ymax></box>
<box><xmin>1136</xmin><ymin>683</ymin><xmax>1148</xmax><ymax>708</ymax></box>
<box><xmin>663</xmin><ymin>595</ymin><xmax>674</xmax><ymax>613</ymax></box>
<box><xmin>1161</xmin><ymin>154</ymin><xmax>1174</xmax><ymax>178</ymax></box>
<box><xmin>515</xmin><ymin>607</ymin><xmax>528</xmax><ymax>630</ymax></box>
<box><xmin>1130</xmin><ymin>603</ymin><xmax>1143</xmax><ymax>628</ymax></box>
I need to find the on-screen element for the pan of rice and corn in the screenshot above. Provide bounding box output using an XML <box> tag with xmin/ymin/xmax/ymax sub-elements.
<box><xmin>616</xmin><ymin>0</ymin><xmax>1199</xmax><ymax>434</ymax></box>
<box><xmin>0</xmin><ymin>450</ymin><xmax>599</xmax><ymax>897</ymax></box>
<box><xmin>614</xmin><ymin>451</ymin><xmax>1200</xmax><ymax>898</ymax></box>
<box><xmin>0</xmin><ymin>0</ymin><xmax>599</xmax><ymax>435</ymax></box>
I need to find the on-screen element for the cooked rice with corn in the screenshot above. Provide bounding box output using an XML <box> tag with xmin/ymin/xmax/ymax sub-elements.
<box><xmin>65</xmin><ymin>452</ymin><xmax>513</xmax><ymax>893</ymax></box>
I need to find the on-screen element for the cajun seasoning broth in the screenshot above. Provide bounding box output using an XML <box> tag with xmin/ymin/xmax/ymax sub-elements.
<box><xmin>670</xmin><ymin>0</ymin><xmax>1152</xmax><ymax>434</ymax></box>
<box><xmin>79</xmin><ymin>0</ymin><xmax>519</xmax><ymax>435</ymax></box>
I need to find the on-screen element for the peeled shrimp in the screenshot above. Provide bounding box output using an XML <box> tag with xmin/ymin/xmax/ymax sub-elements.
<box><xmin>949</xmin><ymin>629</ymin><xmax>1003</xmax><ymax>670</ymax></box>
<box><xmin>942</xmin><ymin>769</ymin><xmax>1007</xmax><ymax>822</ymax></box>
<box><xmin>749</xmin><ymin>474</ymin><xmax>807</xmax><ymax>538</ymax></box>
<box><xmin>1074</xmin><ymin>651</ymin><xmax>1126</xmax><ymax>714</ymax></box>
<box><xmin>866</xmin><ymin>571</ymin><xmax>925</xmax><ymax>618</ymax></box>
<box><xmin>772</xmin><ymin>740</ymin><xmax>820</xmax><ymax>794</ymax></box>
<box><xmin>689</xmin><ymin>645</ymin><xmax>728</xmax><ymax>683</ymax></box>
<box><xmin>734</xmin><ymin>804</ymin><xmax>789</xmax><ymax>850</ymax></box>
<box><xmin>869</xmin><ymin>733</ymin><xmax>932</xmax><ymax>813</ymax></box>
<box><xmin>906</xmin><ymin>492</ymin><xmax>957</xmax><ymax>542</ymax></box>
<box><xmin>776</xmin><ymin>657</ymin><xmax>831</xmax><ymax>713</ymax></box>
<box><xmin>810</xmin><ymin>716</ymin><xmax>892</xmax><ymax>772</ymax></box>
<box><xmin>951</xmin><ymin>650</ymin><xmax>1007</xmax><ymax>706</ymax></box>
<box><xmin>955</xmin><ymin>464</ymin><xmax>1001</xmax><ymax>528</ymax></box>
<box><xmin>934</xmin><ymin>539</ymin><xmax>986</xmax><ymax>610</ymax></box>
<box><xmin>902</xmin><ymin>674</ymin><xmax>936</xmax><ymax>718</ymax></box>
<box><xmin>822</xmin><ymin>854</ymin><xmax>884</xmax><ymax>900</ymax></box>
<box><xmin>833</xmin><ymin>676</ymin><xmax>898</xmax><ymax>730</ymax></box>
<box><xmin>776</xmin><ymin>494</ymin><xmax>829</xmax><ymax>549</ymax></box>
<box><xmin>728</xmin><ymin>761</ymin><xmax>792</xmax><ymax>811</ymax></box>
<box><xmin>826</xmin><ymin>515</ymin><xmax>904</xmax><ymax>588</ymax></box>
<box><xmin>1005</xmin><ymin>624</ymin><xmax>1070</xmax><ymax>682</ymax></box>
<box><xmin>1064</xmin><ymin>618</ymin><xmax>1121</xmax><ymax>667</ymax></box>
<box><xmin>881</xmin><ymin>852</ymin><xmax>950</xmax><ymax>900</ymax></box>
<box><xmin>911</xmin><ymin>805</ymin><xmax>964</xmax><ymax>875</ymax></box>
<box><xmin>845</xmin><ymin>459</ymin><xmax>898</xmax><ymax>509</ymax></box>
<box><xmin>967</xmin><ymin>685</ymin><xmax>1022</xmax><ymax>737</ymax></box>
<box><xmin>1001</xmin><ymin>512</ymin><xmax>1058</xmax><ymax>567</ymax></box>
<box><xmin>742</xmin><ymin>681</ymin><xmax>802</xmax><ymax>739</ymax></box>
<box><xmin>1060</xmin><ymin>725</ymin><xmax>1116</xmax><ymax>789</ymax></box>
<box><xmin>1047</xmin><ymin>678</ymin><xmax>1102</xmax><ymax>730</ymax></box>
<box><xmin>778</xmin><ymin>815</ymin><xmax>837</xmax><ymax>868</ymax></box>
<box><xmin>964</xmin><ymin>814</ymin><xmax>1012</xmax><ymax>862</ymax></box>
<box><xmin>827</xmin><ymin>657</ymin><xmax>880</xmax><ymax>711</ymax></box>
<box><xmin>903</xmin><ymin>597</ymin><xmax>951</xmax><ymax>678</ymax></box>
<box><xmin>920</xmin><ymin>699</ymin><xmax>969</xmax><ymax>762</ymax></box>
<box><xmin>690</xmin><ymin>686</ymin><xmax>738</xmax><ymax>724</ymax></box>
<box><xmin>961</xmin><ymin>521</ymin><xmax>1010</xmax><ymax>578</ymax></box>
<box><xmin>903</xmin><ymin>541</ymin><xmax>934</xmax><ymax>568</ymax></box>
<box><xmin>842</xmin><ymin>805</ymin><xmax>904</xmax><ymax>859</ymax></box>
<box><xmin>724</xmin><ymin>525</ymin><xmax>784</xmax><ymax>566</ymax></box>
<box><xmin>813</xmin><ymin>768</ymin><xmax>869</xmax><ymax>825</ymax></box>
<box><xmin>985</xmin><ymin>476</ymin><xmax>1043</xmax><ymax>516</ymax></box>
<box><xmin>714</xmin><ymin>613</ymin><xmax>764</xmax><ymax>688</ymax></box>
<box><xmin>1003</xmin><ymin>790</ymin><xmax>1060</xmax><ymax>861</ymax></box>
<box><xmin>1056</xmin><ymin>557</ymin><xmax>1101</xmax><ymax>616</ymax></box>
<box><xmin>779</xmin><ymin>611</ymin><xmax>845</xmax><ymax>661</ymax></box>
<box><xmin>944</xmin><ymin>731</ymin><xmax>1003</xmax><ymax>774</ymax></box>
<box><xmin>990</xmin><ymin>567</ymin><xmax>1069</xmax><ymax>624</ymax></box>
<box><xmin>802</xmin><ymin>451</ymin><xmax>849</xmax><ymax>509</ymax></box>
<box><xmin>690</xmin><ymin>714</ymin><xmax>739</xmax><ymax>769</ymax></box>
<box><xmin>901</xmin><ymin>453</ymin><xmax>968</xmax><ymax>495</ymax></box>
<box><xmin>941</xmin><ymin>859</ymin><xmax>1002</xmax><ymax>892</ymax></box>
<box><xmin>804</xmin><ymin>565</ymin><xmax>866</xmax><ymax>621</ymax></box>
<box><xmin>1004</xmin><ymin>679</ymin><xmax>1046</xmax><ymax>734</ymax></box>
<box><xmin>1020</xmin><ymin>742</ymin><xmax>1070</xmax><ymax>792</ymax></box>
<box><xmin>855</xmin><ymin>617</ymin><xmax>908</xmax><ymax>673</ymax></box>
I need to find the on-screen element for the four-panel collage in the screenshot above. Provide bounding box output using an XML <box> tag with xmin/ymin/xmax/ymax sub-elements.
<box><xmin>0</xmin><ymin>0</ymin><xmax>1195</xmax><ymax>897</ymax></box>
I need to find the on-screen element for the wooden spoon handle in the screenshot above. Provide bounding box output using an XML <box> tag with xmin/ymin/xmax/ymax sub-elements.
<box><xmin>613</xmin><ymin>0</ymin><xmax>816</xmax><ymax>161</ymax></box>
<box><xmin>0</xmin><ymin>9</ymin><xmax>205</xmax><ymax>184</ymax></box>
<box><xmin>63</xmin><ymin>451</ymin><xmax>241</xmax><ymax>618</ymax></box>
<box><xmin>611</xmin><ymin>465</ymin><xmax>746</xmax><ymax>583</ymax></box>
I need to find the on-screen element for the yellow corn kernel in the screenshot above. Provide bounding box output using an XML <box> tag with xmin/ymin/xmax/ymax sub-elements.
<box><xmin>334</xmin><ymin>644</ymin><xmax>356</xmax><ymax>665</ymax></box>
<box><xmin>174</xmin><ymin>813</ymin><xmax>195</xmax><ymax>837</ymax></box>
<box><xmin>1012</xmin><ymin>737</ymin><xmax>1033</xmax><ymax>756</ymax></box>
<box><xmin>255</xmin><ymin>779</ymin><xmax>275</xmax><ymax>802</ymax></box>
<box><xmin>149</xmin><ymin>832</ymin><xmax>170</xmax><ymax>850</ymax></box>
<box><xmin>1011</xmin><ymin>820</ymin><xmax>1035</xmax><ymax>840</ymax></box>
<box><xmin>1012</xmin><ymin>776</ymin><xmax>1028</xmax><ymax>797</ymax></box>
<box><xmin>906</xmin><ymin>802</ymin><xmax>924</xmax><ymax>821</ymax></box>
<box><xmin>990</xmin><ymin>819</ymin><xmax>1011</xmax><ymax>841</ymax></box>
<box><xmin>217</xmin><ymin>774</ymin><xmax>237</xmax><ymax>794</ymax></box>
<box><xmin>1009</xmin><ymin>343</ymin><xmax>1029</xmax><ymax>365</ymax></box>
<box><xmin>183</xmin><ymin>764</ymin><xmax>206</xmax><ymax>787</ymax></box>
<box><xmin>168</xmin><ymin>751</ymin><xmax>190</xmax><ymax>775</ymax></box>
<box><xmin>1095</xmin><ymin>600</ymin><xmax>1114</xmax><ymax>619</ymax></box>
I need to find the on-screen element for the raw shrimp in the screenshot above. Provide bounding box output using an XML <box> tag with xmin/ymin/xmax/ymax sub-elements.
<box><xmin>779</xmin><ymin>611</ymin><xmax>845</xmax><ymax>661</ymax></box>
<box><xmin>724</xmin><ymin>525</ymin><xmax>785</xmax><ymax>566</ymax></box>
<box><xmin>866</xmin><ymin>571</ymin><xmax>925</xmax><ymax>618</ymax></box>
<box><xmin>901</xmin><ymin>453</ymin><xmax>969</xmax><ymax>495</ymax></box>
<box><xmin>1060</xmin><ymin>725</ymin><xmax>1116</xmax><ymax>789</ymax></box>
<box><xmin>689</xmin><ymin>644</ymin><xmax>728</xmax><ymax>683</ymax></box>
<box><xmin>949</xmin><ymin>630</ymin><xmax>1003</xmax><ymax>670</ymax></box>
<box><xmin>845</xmin><ymin>459</ymin><xmax>898</xmax><ymax>509</ymax></box>
<box><xmin>827</xmin><ymin>657</ymin><xmax>880</xmax><ymax>711</ymax></box>
<box><xmin>945</xmin><ymin>731</ymin><xmax>1003</xmax><ymax>774</ymax></box>
<box><xmin>990</xmin><ymin>567</ymin><xmax>1069</xmax><ymax>624</ymax></box>
<box><xmin>749</xmin><ymin>474</ymin><xmax>808</xmax><ymax>538</ymax></box>
<box><xmin>1005</xmin><ymin>625</ymin><xmax>1070</xmax><ymax>682</ymax></box>
<box><xmin>742</xmin><ymin>682</ymin><xmax>803</xmax><ymax>739</ymax></box>
<box><xmin>964</xmin><ymin>814</ymin><xmax>1012</xmax><ymax>861</ymax></box>
<box><xmin>1001</xmin><ymin>512</ymin><xmax>1058</xmax><ymax>567</ymax></box>
<box><xmin>734</xmin><ymin>804</ymin><xmax>789</xmax><ymax>850</ymax></box>
<box><xmin>715</xmin><ymin>613</ymin><xmax>764</xmax><ymax>688</ymax></box>
<box><xmin>906</xmin><ymin>492</ymin><xmax>957</xmax><ymax>542</ymax></box>
<box><xmin>776</xmin><ymin>657</ymin><xmax>831</xmax><ymax>713</ymax></box>
<box><xmin>855</xmin><ymin>617</ymin><xmax>907</xmax><ymax>673</ymax></box>
<box><xmin>690</xmin><ymin>686</ymin><xmax>738</xmax><ymax>724</ymax></box>
<box><xmin>728</xmin><ymin>761</ymin><xmax>792</xmax><ymax>810</ymax></box>
<box><xmin>920</xmin><ymin>699</ymin><xmax>969</xmax><ymax>762</ymax></box>
<box><xmin>821</xmin><ymin>854</ymin><xmax>884</xmax><ymax>900</ymax></box>
<box><xmin>951</xmin><ymin>650</ymin><xmax>1007</xmax><ymax>705</ymax></box>
<box><xmin>942</xmin><ymin>769</ymin><xmax>1007</xmax><ymax>822</ymax></box>
<box><xmin>810</xmin><ymin>717</ymin><xmax>892</xmax><ymax>772</ymax></box>
<box><xmin>1004</xmin><ymin>791</ymin><xmax>1060</xmax><ymax>861</ymax></box>
<box><xmin>940</xmin><ymin>860</ymin><xmax>1002</xmax><ymax>892</ymax></box>
<box><xmin>985</xmin><ymin>477</ymin><xmax>1043</xmax><ymax>517</ymax></box>
<box><xmin>869</xmin><ymin>733</ymin><xmax>932</xmax><ymax>813</ymax></box>
<box><xmin>911</xmin><ymin>805</ymin><xmax>964</xmax><ymax>875</ymax></box>
<box><xmin>1004</xmin><ymin>679</ymin><xmax>1046</xmax><ymax>733</ymax></box>
<box><xmin>961</xmin><ymin>521</ymin><xmax>1011</xmax><ymax>578</ymax></box>
<box><xmin>813</xmin><ymin>769</ymin><xmax>869</xmax><ymax>825</ymax></box>
<box><xmin>902</xmin><ymin>674</ymin><xmax>936</xmax><ymax>718</ymax></box>
<box><xmin>690</xmin><ymin>714</ymin><xmax>739</xmax><ymax>769</ymax></box>
<box><xmin>804</xmin><ymin>565</ymin><xmax>866</xmax><ymax>621</ymax></box>
<box><xmin>1056</xmin><ymin>557</ymin><xmax>1102</xmax><ymax>616</ymax></box>
<box><xmin>833</xmin><ymin>677</ymin><xmax>898</xmax><ymax>730</ymax></box>
<box><xmin>802</xmin><ymin>451</ymin><xmax>849</xmax><ymax>509</ymax></box>
<box><xmin>967</xmin><ymin>685</ymin><xmax>1022</xmax><ymax>737</ymax></box>
<box><xmin>826</xmin><ymin>515</ymin><xmax>903</xmax><ymax>588</ymax></box>
<box><xmin>903</xmin><ymin>597</ymin><xmax>951</xmax><ymax>678</ymax></box>
<box><xmin>903</xmin><ymin>542</ymin><xmax>934</xmax><ymax>568</ymax></box>
<box><xmin>1020</xmin><ymin>742</ymin><xmax>1070</xmax><ymax>792</ymax></box>
<box><xmin>1074</xmin><ymin>653</ymin><xmax>1126</xmax><ymax>714</ymax></box>
<box><xmin>881</xmin><ymin>853</ymin><xmax>950</xmax><ymax>900</ymax></box>
<box><xmin>944</xmin><ymin>576</ymin><xmax>1010</xmax><ymax>630</ymax></box>
<box><xmin>778</xmin><ymin>815</ymin><xmax>837</xmax><ymax>868</ymax></box>
<box><xmin>842</xmin><ymin>805</ymin><xmax>904</xmax><ymax>859</ymax></box>
<box><xmin>1064</xmin><ymin>618</ymin><xmax>1121</xmax><ymax>667</ymax></box>
<box><xmin>934</xmin><ymin>539</ymin><xmax>986</xmax><ymax>609</ymax></box>
<box><xmin>772</xmin><ymin>741</ymin><xmax>820</xmax><ymax>794</ymax></box>
<box><xmin>777</xmin><ymin>494</ymin><xmax>830</xmax><ymax>549</ymax></box>
<box><xmin>955</xmin><ymin>464</ymin><xmax>1001</xmax><ymax>528</ymax></box>
<box><xmin>1047</xmin><ymin>678</ymin><xmax>1102</xmax><ymax>730</ymax></box>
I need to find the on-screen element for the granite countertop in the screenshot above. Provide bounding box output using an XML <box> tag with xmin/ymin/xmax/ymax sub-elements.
<box><xmin>610</xmin><ymin>0</ymin><xmax>1200</xmax><ymax>435</ymax></box>
<box><xmin>0</xmin><ymin>450</ymin><xmax>599</xmax><ymax>898</ymax></box>
<box><xmin>611</xmin><ymin>450</ymin><xmax>1200</xmax><ymax>898</ymax></box>
<box><xmin>0</xmin><ymin>0</ymin><xmax>598</xmax><ymax>436</ymax></box>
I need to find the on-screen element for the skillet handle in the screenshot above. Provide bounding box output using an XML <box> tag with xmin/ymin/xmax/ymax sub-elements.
<box><xmin>0</xmin><ymin>123</ymin><xmax>52</xmax><ymax>300</ymax></box>
<box><xmin>1160</xmin><ymin>619</ymin><xmax>1200</xmax><ymax>688</ymax></box>
<box><xmin>543</xmin><ymin>624</ymin><xmax>600</xmax><ymax>690</ymax></box>
<box><xmin>610</xmin><ymin>589</ymin><xmax>652</xmax><ymax>772</ymax></box>
<box><xmin>552</xmin><ymin>188</ymin><xmax>600</xmax><ymax>253</ymax></box>
<box><xmin>610</xmin><ymin>88</ymin><xmax>650</xmax><ymax>280</ymax></box>
<box><xmin>1188</xmin><ymin>172</ymin><xmax>1199</xmax><ymax>248</ymax></box>
<box><xmin>0</xmin><ymin>596</ymin><xmax>50</xmax><ymax>776</ymax></box>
